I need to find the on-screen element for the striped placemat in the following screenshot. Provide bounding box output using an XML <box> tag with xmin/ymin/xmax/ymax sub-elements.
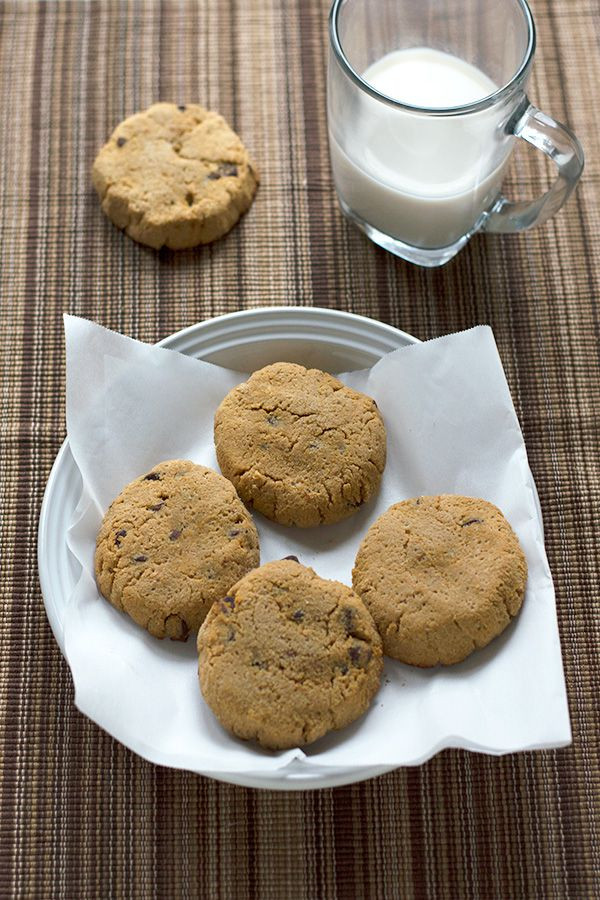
<box><xmin>0</xmin><ymin>1</ymin><xmax>598</xmax><ymax>896</ymax></box>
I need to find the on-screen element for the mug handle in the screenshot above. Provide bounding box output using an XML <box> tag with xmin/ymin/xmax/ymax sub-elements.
<box><xmin>482</xmin><ymin>101</ymin><xmax>584</xmax><ymax>233</ymax></box>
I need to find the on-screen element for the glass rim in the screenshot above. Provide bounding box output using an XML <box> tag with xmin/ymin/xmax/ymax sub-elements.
<box><xmin>329</xmin><ymin>0</ymin><xmax>537</xmax><ymax>116</ymax></box>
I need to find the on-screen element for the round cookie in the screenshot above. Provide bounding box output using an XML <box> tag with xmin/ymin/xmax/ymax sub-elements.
<box><xmin>94</xmin><ymin>460</ymin><xmax>259</xmax><ymax>640</ymax></box>
<box><xmin>214</xmin><ymin>362</ymin><xmax>386</xmax><ymax>527</ymax></box>
<box><xmin>352</xmin><ymin>495</ymin><xmax>527</xmax><ymax>667</ymax></box>
<box><xmin>92</xmin><ymin>102</ymin><xmax>259</xmax><ymax>249</ymax></box>
<box><xmin>197</xmin><ymin>559</ymin><xmax>383</xmax><ymax>750</ymax></box>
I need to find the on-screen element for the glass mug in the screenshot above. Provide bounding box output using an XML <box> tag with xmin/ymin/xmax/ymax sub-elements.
<box><xmin>327</xmin><ymin>0</ymin><xmax>584</xmax><ymax>266</ymax></box>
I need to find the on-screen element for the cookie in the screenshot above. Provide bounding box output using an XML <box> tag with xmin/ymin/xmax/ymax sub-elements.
<box><xmin>94</xmin><ymin>460</ymin><xmax>260</xmax><ymax>640</ymax></box>
<box><xmin>92</xmin><ymin>103</ymin><xmax>259</xmax><ymax>249</ymax></box>
<box><xmin>214</xmin><ymin>362</ymin><xmax>386</xmax><ymax>527</ymax></box>
<box><xmin>197</xmin><ymin>559</ymin><xmax>383</xmax><ymax>750</ymax></box>
<box><xmin>352</xmin><ymin>495</ymin><xmax>527</xmax><ymax>667</ymax></box>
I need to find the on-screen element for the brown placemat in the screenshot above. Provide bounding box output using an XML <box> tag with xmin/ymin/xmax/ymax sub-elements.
<box><xmin>0</xmin><ymin>1</ymin><xmax>598</xmax><ymax>897</ymax></box>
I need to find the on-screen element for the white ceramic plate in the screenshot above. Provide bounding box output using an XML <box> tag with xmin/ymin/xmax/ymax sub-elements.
<box><xmin>38</xmin><ymin>307</ymin><xmax>546</xmax><ymax>789</ymax></box>
<box><xmin>38</xmin><ymin>307</ymin><xmax>421</xmax><ymax>790</ymax></box>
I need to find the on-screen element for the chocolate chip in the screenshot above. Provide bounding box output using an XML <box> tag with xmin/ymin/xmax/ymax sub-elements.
<box><xmin>349</xmin><ymin>645</ymin><xmax>372</xmax><ymax>667</ymax></box>
<box><xmin>461</xmin><ymin>518</ymin><xmax>483</xmax><ymax>527</ymax></box>
<box><xmin>341</xmin><ymin>607</ymin><xmax>354</xmax><ymax>632</ymax></box>
<box><xmin>267</xmin><ymin>414</ymin><xmax>279</xmax><ymax>426</ymax></box>
<box><xmin>228</xmin><ymin>528</ymin><xmax>241</xmax><ymax>537</ymax></box>
<box><xmin>292</xmin><ymin>609</ymin><xmax>304</xmax><ymax>622</ymax></box>
<box><xmin>226</xmin><ymin>627</ymin><xmax>236</xmax><ymax>642</ymax></box>
<box><xmin>252</xmin><ymin>660</ymin><xmax>267</xmax><ymax>669</ymax></box>
<box><xmin>339</xmin><ymin>664</ymin><xmax>349</xmax><ymax>675</ymax></box>
<box><xmin>219</xmin><ymin>596</ymin><xmax>235</xmax><ymax>613</ymax></box>
<box><xmin>116</xmin><ymin>137</ymin><xmax>127</xmax><ymax>147</ymax></box>
<box><xmin>207</xmin><ymin>162</ymin><xmax>239</xmax><ymax>181</ymax></box>
<box><xmin>165</xmin><ymin>613</ymin><xmax>189</xmax><ymax>641</ymax></box>
<box><xmin>349</xmin><ymin>645</ymin><xmax>362</xmax><ymax>666</ymax></box>
<box><xmin>143</xmin><ymin>472</ymin><xmax>161</xmax><ymax>481</ymax></box>
<box><xmin>177</xmin><ymin>104</ymin><xmax>186</xmax><ymax>111</ymax></box>
<box><xmin>150</xmin><ymin>502</ymin><xmax>164</xmax><ymax>511</ymax></box>
<box><xmin>114</xmin><ymin>528</ymin><xmax>127</xmax><ymax>546</ymax></box>
<box><xmin>132</xmin><ymin>554</ymin><xmax>147</xmax><ymax>562</ymax></box>
<box><xmin>283</xmin><ymin>555</ymin><xmax>299</xmax><ymax>563</ymax></box>
<box><xmin>185</xmin><ymin>191</ymin><xmax>194</xmax><ymax>206</ymax></box>
<box><xmin>169</xmin><ymin>529</ymin><xmax>182</xmax><ymax>541</ymax></box>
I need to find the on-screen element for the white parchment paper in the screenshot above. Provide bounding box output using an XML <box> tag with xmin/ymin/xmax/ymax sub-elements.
<box><xmin>63</xmin><ymin>315</ymin><xmax>571</xmax><ymax>775</ymax></box>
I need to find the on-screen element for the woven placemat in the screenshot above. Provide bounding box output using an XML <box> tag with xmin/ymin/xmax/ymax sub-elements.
<box><xmin>0</xmin><ymin>1</ymin><xmax>598</xmax><ymax>896</ymax></box>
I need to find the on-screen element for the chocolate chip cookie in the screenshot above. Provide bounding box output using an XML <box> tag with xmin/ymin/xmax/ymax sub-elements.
<box><xmin>92</xmin><ymin>103</ymin><xmax>259</xmax><ymax>249</ymax></box>
<box><xmin>214</xmin><ymin>362</ymin><xmax>386</xmax><ymax>527</ymax></box>
<box><xmin>197</xmin><ymin>559</ymin><xmax>383</xmax><ymax>750</ymax></box>
<box><xmin>94</xmin><ymin>460</ymin><xmax>260</xmax><ymax>640</ymax></box>
<box><xmin>352</xmin><ymin>495</ymin><xmax>527</xmax><ymax>667</ymax></box>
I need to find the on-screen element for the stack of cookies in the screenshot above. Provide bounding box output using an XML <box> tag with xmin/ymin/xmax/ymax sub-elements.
<box><xmin>95</xmin><ymin>362</ymin><xmax>527</xmax><ymax>751</ymax></box>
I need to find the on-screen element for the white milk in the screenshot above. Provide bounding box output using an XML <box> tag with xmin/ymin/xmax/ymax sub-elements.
<box><xmin>329</xmin><ymin>48</ymin><xmax>511</xmax><ymax>249</ymax></box>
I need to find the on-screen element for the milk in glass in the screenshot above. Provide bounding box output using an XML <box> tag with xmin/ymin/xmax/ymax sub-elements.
<box><xmin>329</xmin><ymin>48</ymin><xmax>511</xmax><ymax>248</ymax></box>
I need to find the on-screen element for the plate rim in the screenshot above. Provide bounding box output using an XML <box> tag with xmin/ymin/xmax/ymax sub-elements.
<box><xmin>38</xmin><ymin>306</ymin><xmax>420</xmax><ymax>791</ymax></box>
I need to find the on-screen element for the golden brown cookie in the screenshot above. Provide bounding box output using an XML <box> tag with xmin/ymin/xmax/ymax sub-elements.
<box><xmin>92</xmin><ymin>102</ymin><xmax>258</xmax><ymax>249</ymax></box>
<box><xmin>352</xmin><ymin>495</ymin><xmax>527</xmax><ymax>667</ymax></box>
<box><xmin>94</xmin><ymin>460</ymin><xmax>260</xmax><ymax>640</ymax></box>
<box><xmin>214</xmin><ymin>362</ymin><xmax>386</xmax><ymax>527</ymax></box>
<box><xmin>197</xmin><ymin>559</ymin><xmax>383</xmax><ymax>750</ymax></box>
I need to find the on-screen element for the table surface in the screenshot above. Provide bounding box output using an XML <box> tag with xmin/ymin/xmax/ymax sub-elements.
<box><xmin>1</xmin><ymin>1</ymin><xmax>598</xmax><ymax>897</ymax></box>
